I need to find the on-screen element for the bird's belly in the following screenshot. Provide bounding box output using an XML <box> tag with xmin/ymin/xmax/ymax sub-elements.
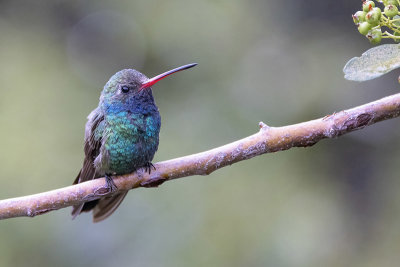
<box><xmin>107</xmin><ymin>141</ymin><xmax>149</xmax><ymax>174</ymax></box>
<box><xmin>104</xmin><ymin>114</ymin><xmax>160</xmax><ymax>175</ymax></box>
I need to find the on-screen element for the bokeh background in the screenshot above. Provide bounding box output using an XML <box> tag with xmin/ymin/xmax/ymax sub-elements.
<box><xmin>1</xmin><ymin>1</ymin><xmax>400</xmax><ymax>266</ymax></box>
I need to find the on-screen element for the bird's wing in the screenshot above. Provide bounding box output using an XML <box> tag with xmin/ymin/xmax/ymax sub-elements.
<box><xmin>75</xmin><ymin>108</ymin><xmax>105</xmax><ymax>184</ymax></box>
<box><xmin>71</xmin><ymin>108</ymin><xmax>105</xmax><ymax>219</ymax></box>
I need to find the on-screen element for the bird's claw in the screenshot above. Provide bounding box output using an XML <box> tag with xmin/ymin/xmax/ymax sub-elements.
<box><xmin>144</xmin><ymin>162</ymin><xmax>156</xmax><ymax>174</ymax></box>
<box><xmin>105</xmin><ymin>174</ymin><xmax>118</xmax><ymax>193</ymax></box>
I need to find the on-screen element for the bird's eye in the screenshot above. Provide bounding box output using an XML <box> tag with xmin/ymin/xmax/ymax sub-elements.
<box><xmin>121</xmin><ymin>85</ymin><xmax>130</xmax><ymax>93</ymax></box>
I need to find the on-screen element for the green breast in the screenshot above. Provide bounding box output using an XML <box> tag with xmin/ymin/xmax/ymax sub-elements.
<box><xmin>103</xmin><ymin>111</ymin><xmax>160</xmax><ymax>174</ymax></box>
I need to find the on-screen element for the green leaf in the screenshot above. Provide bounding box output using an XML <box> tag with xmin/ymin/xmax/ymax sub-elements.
<box><xmin>343</xmin><ymin>44</ymin><xmax>400</xmax><ymax>81</ymax></box>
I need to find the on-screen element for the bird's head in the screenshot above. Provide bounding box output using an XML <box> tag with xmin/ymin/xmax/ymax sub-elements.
<box><xmin>100</xmin><ymin>63</ymin><xmax>197</xmax><ymax>114</ymax></box>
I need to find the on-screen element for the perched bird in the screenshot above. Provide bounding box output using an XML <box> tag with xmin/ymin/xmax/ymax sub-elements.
<box><xmin>72</xmin><ymin>63</ymin><xmax>197</xmax><ymax>222</ymax></box>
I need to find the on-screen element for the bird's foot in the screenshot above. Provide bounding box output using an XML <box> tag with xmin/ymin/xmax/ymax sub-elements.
<box><xmin>144</xmin><ymin>162</ymin><xmax>156</xmax><ymax>174</ymax></box>
<box><xmin>105</xmin><ymin>174</ymin><xmax>118</xmax><ymax>193</ymax></box>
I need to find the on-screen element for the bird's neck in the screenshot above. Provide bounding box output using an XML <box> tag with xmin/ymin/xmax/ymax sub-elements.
<box><xmin>101</xmin><ymin>92</ymin><xmax>158</xmax><ymax>116</ymax></box>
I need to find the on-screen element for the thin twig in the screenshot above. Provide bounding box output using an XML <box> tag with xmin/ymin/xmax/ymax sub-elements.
<box><xmin>1</xmin><ymin>92</ymin><xmax>400</xmax><ymax>220</ymax></box>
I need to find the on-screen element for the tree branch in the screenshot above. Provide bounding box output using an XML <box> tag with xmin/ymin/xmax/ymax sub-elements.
<box><xmin>1</xmin><ymin>93</ymin><xmax>400</xmax><ymax>220</ymax></box>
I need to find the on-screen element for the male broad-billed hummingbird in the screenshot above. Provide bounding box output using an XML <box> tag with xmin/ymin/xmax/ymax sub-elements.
<box><xmin>72</xmin><ymin>63</ymin><xmax>197</xmax><ymax>222</ymax></box>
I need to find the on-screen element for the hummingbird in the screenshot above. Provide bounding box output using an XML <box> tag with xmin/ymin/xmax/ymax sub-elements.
<box><xmin>72</xmin><ymin>63</ymin><xmax>197</xmax><ymax>222</ymax></box>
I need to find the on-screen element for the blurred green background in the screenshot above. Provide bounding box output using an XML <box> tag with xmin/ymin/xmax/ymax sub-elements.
<box><xmin>1</xmin><ymin>1</ymin><xmax>400</xmax><ymax>266</ymax></box>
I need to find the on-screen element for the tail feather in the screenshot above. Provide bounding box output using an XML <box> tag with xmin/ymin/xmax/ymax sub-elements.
<box><xmin>92</xmin><ymin>192</ymin><xmax>128</xmax><ymax>223</ymax></box>
<box><xmin>71</xmin><ymin>169</ymin><xmax>84</xmax><ymax>219</ymax></box>
<box><xmin>71</xmin><ymin>204</ymin><xmax>84</xmax><ymax>220</ymax></box>
<box><xmin>71</xmin><ymin>167</ymin><xmax>99</xmax><ymax>219</ymax></box>
<box><xmin>71</xmin><ymin>167</ymin><xmax>128</xmax><ymax>222</ymax></box>
<box><xmin>71</xmin><ymin>200</ymin><xmax>100</xmax><ymax>220</ymax></box>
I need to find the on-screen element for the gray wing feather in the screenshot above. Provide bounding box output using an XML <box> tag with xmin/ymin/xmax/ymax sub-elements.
<box><xmin>71</xmin><ymin>108</ymin><xmax>105</xmax><ymax>219</ymax></box>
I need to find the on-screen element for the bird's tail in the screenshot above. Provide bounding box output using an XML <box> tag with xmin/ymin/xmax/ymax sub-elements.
<box><xmin>71</xmin><ymin>169</ymin><xmax>101</xmax><ymax>220</ymax></box>
<box><xmin>71</xmin><ymin>170</ymin><xmax>85</xmax><ymax>219</ymax></box>
<box><xmin>92</xmin><ymin>192</ymin><xmax>128</xmax><ymax>223</ymax></box>
<box><xmin>71</xmin><ymin>200</ymin><xmax>99</xmax><ymax>220</ymax></box>
<box><xmin>71</xmin><ymin>169</ymin><xmax>128</xmax><ymax>222</ymax></box>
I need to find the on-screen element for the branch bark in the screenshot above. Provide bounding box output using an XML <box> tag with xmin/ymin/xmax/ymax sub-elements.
<box><xmin>1</xmin><ymin>93</ymin><xmax>400</xmax><ymax>220</ymax></box>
